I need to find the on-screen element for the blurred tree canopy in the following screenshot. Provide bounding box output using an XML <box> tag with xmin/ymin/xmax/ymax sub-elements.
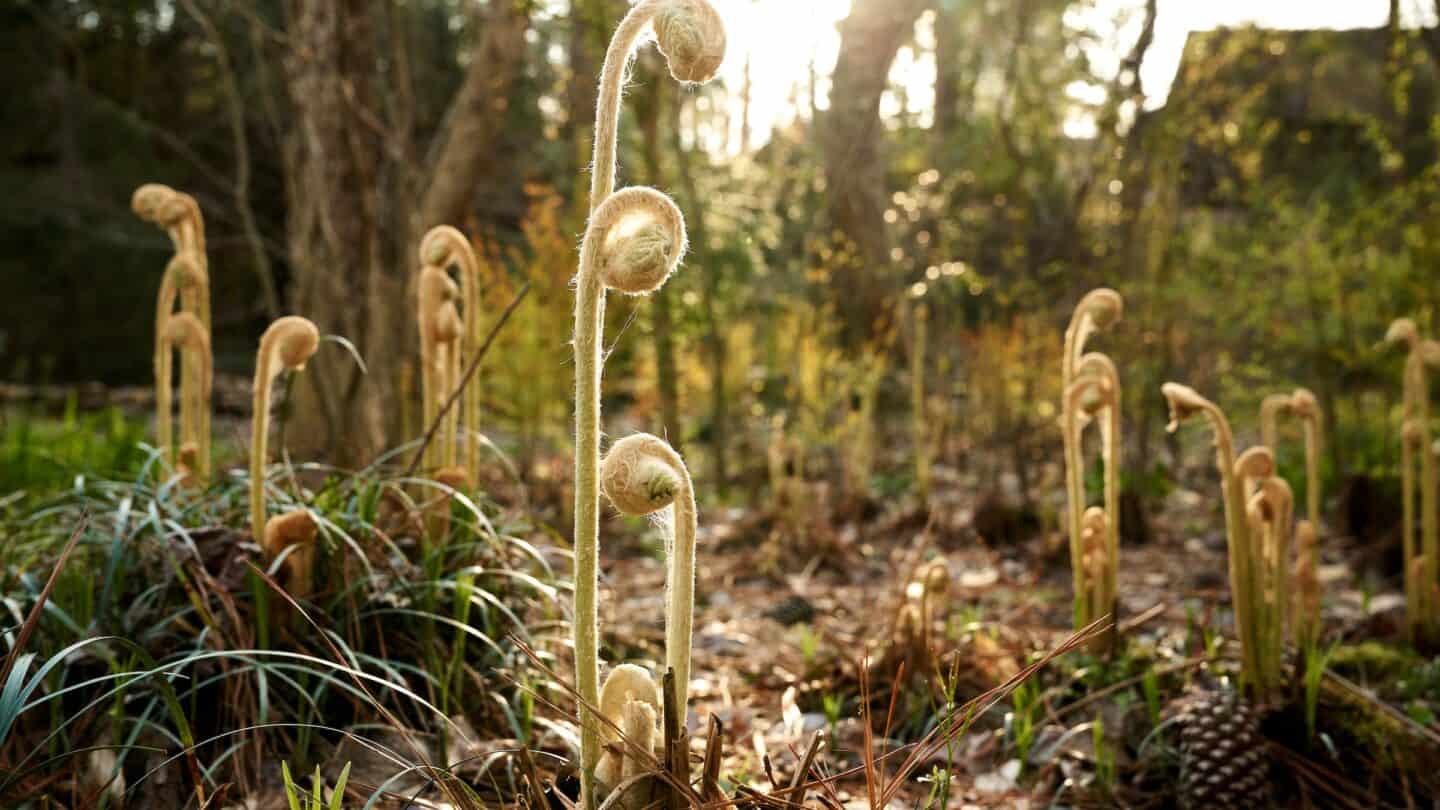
<box><xmin>2</xmin><ymin>0</ymin><xmax>1438</xmax><ymax>489</ymax></box>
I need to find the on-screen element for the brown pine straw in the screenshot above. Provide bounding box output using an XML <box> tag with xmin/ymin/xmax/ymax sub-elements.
<box><xmin>510</xmin><ymin>617</ymin><xmax>1108</xmax><ymax>809</ymax></box>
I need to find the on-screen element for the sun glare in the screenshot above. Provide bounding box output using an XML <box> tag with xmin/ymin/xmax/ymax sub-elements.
<box><xmin>712</xmin><ymin>0</ymin><xmax>1440</xmax><ymax>150</ymax></box>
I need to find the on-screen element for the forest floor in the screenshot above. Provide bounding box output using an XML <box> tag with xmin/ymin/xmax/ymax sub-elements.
<box><xmin>563</xmin><ymin>459</ymin><xmax>1411</xmax><ymax>808</ymax></box>
<box><xmin>3</xmin><ymin>404</ymin><xmax>1434</xmax><ymax>808</ymax></box>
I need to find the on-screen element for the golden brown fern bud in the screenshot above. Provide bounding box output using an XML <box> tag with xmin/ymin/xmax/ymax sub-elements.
<box><xmin>653</xmin><ymin>0</ymin><xmax>726</xmax><ymax>83</ymax></box>
<box><xmin>421</xmin><ymin>226</ymin><xmax>485</xmax><ymax>476</ymax></box>
<box><xmin>162</xmin><ymin>313</ymin><xmax>212</xmax><ymax>485</ymax></box>
<box><xmin>588</xmin><ymin>188</ymin><xmax>688</xmax><ymax>296</ymax></box>
<box><xmin>600</xmin><ymin>434</ymin><xmax>697</xmax><ymax>717</ymax></box>
<box><xmin>251</xmin><ymin>317</ymin><xmax>321</xmax><ymax>541</ymax></box>
<box><xmin>594</xmin><ymin>663</ymin><xmax>661</xmax><ymax>802</ymax></box>
<box><xmin>1164</xmin><ymin>382</ymin><xmax>1278</xmax><ymax>695</ymax></box>
<box><xmin>1294</xmin><ymin>519</ymin><xmax>1320</xmax><ymax>647</ymax></box>
<box><xmin>262</xmin><ymin>509</ymin><xmax>318</xmax><ymax>600</ymax></box>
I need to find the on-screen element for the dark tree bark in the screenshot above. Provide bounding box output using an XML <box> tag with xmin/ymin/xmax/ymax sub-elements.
<box><xmin>281</xmin><ymin>0</ymin><xmax>531</xmax><ymax>463</ymax></box>
<box><xmin>821</xmin><ymin>0</ymin><xmax>930</xmax><ymax>342</ymax></box>
<box><xmin>282</xmin><ymin>0</ymin><xmax>388</xmax><ymax>459</ymax></box>
<box><xmin>671</xmin><ymin>94</ymin><xmax>729</xmax><ymax>490</ymax></box>
<box><xmin>635</xmin><ymin>56</ymin><xmax>684</xmax><ymax>452</ymax></box>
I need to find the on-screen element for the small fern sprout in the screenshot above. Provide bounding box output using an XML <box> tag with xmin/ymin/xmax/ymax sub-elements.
<box><xmin>1259</xmin><ymin>394</ymin><xmax>1291</xmax><ymax>452</ymax></box>
<box><xmin>161</xmin><ymin>312</ymin><xmax>212</xmax><ymax>485</ymax></box>
<box><xmin>1261</xmin><ymin>388</ymin><xmax>1324</xmax><ymax>528</ymax></box>
<box><xmin>1063</xmin><ymin>352</ymin><xmax>1121</xmax><ymax>641</ymax></box>
<box><xmin>421</xmin><ymin>227</ymin><xmax>484</xmax><ymax>477</ymax></box>
<box><xmin>133</xmin><ymin>184</ymin><xmax>210</xmax><ymax>337</ymax></box>
<box><xmin>575</xmin><ymin>6</ymin><xmax>724</xmax><ymax>805</ymax></box>
<box><xmin>418</xmin><ymin>265</ymin><xmax>465</xmax><ymax>471</ymax></box>
<box><xmin>1062</xmin><ymin>291</ymin><xmax>1122</xmax><ymax>633</ymax></box>
<box><xmin>1063</xmin><ymin>289</ymin><xmax>1123</xmax><ymax>380</ymax></box>
<box><xmin>1080</xmin><ymin>507</ymin><xmax>1109</xmax><ymax>626</ymax></box>
<box><xmin>136</xmin><ymin>184</ymin><xmax>211</xmax><ymax>477</ymax></box>
<box><xmin>1387</xmin><ymin>319</ymin><xmax>1440</xmax><ymax>640</ymax></box>
<box><xmin>250</xmin><ymin>317</ymin><xmax>321</xmax><ymax>550</ymax></box>
<box><xmin>1294</xmin><ymin>519</ymin><xmax>1320</xmax><ymax>650</ymax></box>
<box><xmin>1289</xmin><ymin>389</ymin><xmax>1323</xmax><ymax>526</ymax></box>
<box><xmin>1164</xmin><ymin>383</ymin><xmax>1273</xmax><ymax>694</ymax></box>
<box><xmin>600</xmin><ymin>434</ymin><xmax>697</xmax><ymax>720</ymax></box>
<box><xmin>262</xmin><ymin>509</ymin><xmax>318</xmax><ymax>600</ymax></box>
<box><xmin>1246</xmin><ymin>475</ymin><xmax>1292</xmax><ymax>690</ymax></box>
<box><xmin>919</xmin><ymin>559</ymin><xmax>949</xmax><ymax>653</ymax></box>
<box><xmin>594</xmin><ymin>663</ymin><xmax>662</xmax><ymax>807</ymax></box>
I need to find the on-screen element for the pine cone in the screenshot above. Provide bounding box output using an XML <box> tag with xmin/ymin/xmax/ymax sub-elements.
<box><xmin>1178</xmin><ymin>690</ymin><xmax>1271</xmax><ymax>810</ymax></box>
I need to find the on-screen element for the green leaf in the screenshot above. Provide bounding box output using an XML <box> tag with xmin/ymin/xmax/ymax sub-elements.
<box><xmin>329</xmin><ymin>762</ymin><xmax>352</xmax><ymax>810</ymax></box>
<box><xmin>282</xmin><ymin>761</ymin><xmax>302</xmax><ymax>810</ymax></box>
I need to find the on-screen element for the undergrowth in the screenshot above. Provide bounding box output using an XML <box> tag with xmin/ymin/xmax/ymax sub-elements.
<box><xmin>0</xmin><ymin>444</ymin><xmax>565</xmax><ymax>807</ymax></box>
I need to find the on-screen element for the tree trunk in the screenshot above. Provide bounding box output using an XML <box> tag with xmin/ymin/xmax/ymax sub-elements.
<box><xmin>282</xmin><ymin>0</ymin><xmax>388</xmax><ymax>461</ymax></box>
<box><xmin>282</xmin><ymin>0</ymin><xmax>530</xmax><ymax>464</ymax></box>
<box><xmin>821</xmin><ymin>0</ymin><xmax>930</xmax><ymax>342</ymax></box>
<box><xmin>671</xmin><ymin>94</ymin><xmax>729</xmax><ymax>490</ymax></box>
<box><xmin>636</xmin><ymin>55</ymin><xmax>684</xmax><ymax>451</ymax></box>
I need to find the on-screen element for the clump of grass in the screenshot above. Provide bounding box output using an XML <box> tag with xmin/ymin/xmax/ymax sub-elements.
<box><xmin>2</xmin><ymin>432</ymin><xmax>561</xmax><ymax>807</ymax></box>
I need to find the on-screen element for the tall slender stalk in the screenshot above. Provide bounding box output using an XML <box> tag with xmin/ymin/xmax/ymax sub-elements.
<box><xmin>1245</xmin><ymin>474</ymin><xmax>1291</xmax><ymax>697</ymax></box>
<box><xmin>250</xmin><ymin>317</ymin><xmax>320</xmax><ymax>541</ymax></box>
<box><xmin>1061</xmin><ymin>290</ymin><xmax>1122</xmax><ymax>630</ymax></box>
<box><xmin>1290</xmin><ymin>389</ymin><xmax>1323</xmax><ymax>529</ymax></box>
<box><xmin>134</xmin><ymin>184</ymin><xmax>211</xmax><ymax>479</ymax></box>
<box><xmin>600</xmin><ymin>433</ymin><xmax>698</xmax><ymax>716</ymax></box>
<box><xmin>1294</xmin><ymin>519</ymin><xmax>1320</xmax><ymax>650</ymax></box>
<box><xmin>1387</xmin><ymin>319</ymin><xmax>1440</xmax><ymax>641</ymax></box>
<box><xmin>572</xmin><ymin>5</ymin><xmax>724</xmax><ymax>806</ymax></box>
<box><xmin>910</xmin><ymin>301</ymin><xmax>931</xmax><ymax>506</ymax></box>
<box><xmin>421</xmin><ymin>226</ymin><xmax>485</xmax><ymax>477</ymax></box>
<box><xmin>1164</xmin><ymin>383</ymin><xmax>1276</xmax><ymax>696</ymax></box>
<box><xmin>161</xmin><ymin>313</ymin><xmax>211</xmax><ymax>486</ymax></box>
<box><xmin>1063</xmin><ymin>350</ymin><xmax>1121</xmax><ymax>640</ymax></box>
<box><xmin>418</xmin><ymin>265</ymin><xmax>464</xmax><ymax>473</ymax></box>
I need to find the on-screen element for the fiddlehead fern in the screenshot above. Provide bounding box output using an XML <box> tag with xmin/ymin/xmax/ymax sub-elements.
<box><xmin>1061</xmin><ymin>291</ymin><xmax>1122</xmax><ymax>638</ymax></box>
<box><xmin>135</xmin><ymin>184</ymin><xmax>211</xmax><ymax>478</ymax></box>
<box><xmin>161</xmin><ymin>312</ymin><xmax>212</xmax><ymax>486</ymax></box>
<box><xmin>1387</xmin><ymin>319</ymin><xmax>1440</xmax><ymax>641</ymax></box>
<box><xmin>594</xmin><ymin>663</ymin><xmax>661</xmax><ymax>808</ymax></box>
<box><xmin>573</xmin><ymin>7</ymin><xmax>723</xmax><ymax>803</ymax></box>
<box><xmin>1164</xmin><ymin>383</ymin><xmax>1273</xmax><ymax>695</ymax></box>
<box><xmin>421</xmin><ymin>227</ymin><xmax>484</xmax><ymax>477</ymax></box>
<box><xmin>250</xmin><ymin>317</ymin><xmax>321</xmax><ymax>599</ymax></box>
<box><xmin>1064</xmin><ymin>350</ymin><xmax>1121</xmax><ymax>646</ymax></box>
<box><xmin>600</xmin><ymin>434</ymin><xmax>697</xmax><ymax>718</ymax></box>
